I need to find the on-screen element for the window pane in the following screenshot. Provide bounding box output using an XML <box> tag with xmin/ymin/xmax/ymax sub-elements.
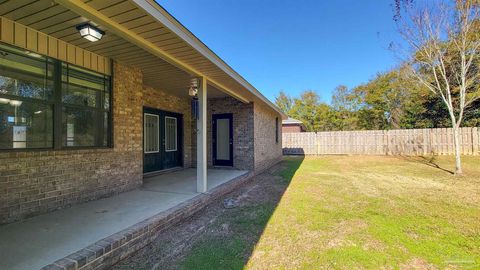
<box><xmin>61</xmin><ymin>63</ymin><xmax>111</xmax><ymax>148</ymax></box>
<box><xmin>62</xmin><ymin>106</ymin><xmax>108</xmax><ymax>147</ymax></box>
<box><xmin>165</xmin><ymin>117</ymin><xmax>177</xmax><ymax>152</ymax></box>
<box><xmin>0</xmin><ymin>44</ymin><xmax>54</xmax><ymax>100</ymax></box>
<box><xmin>104</xmin><ymin>92</ymin><xmax>110</xmax><ymax>110</ymax></box>
<box><xmin>0</xmin><ymin>99</ymin><xmax>53</xmax><ymax>149</ymax></box>
<box><xmin>62</xmin><ymin>64</ymin><xmax>110</xmax><ymax>108</ymax></box>
<box><xmin>216</xmin><ymin>118</ymin><xmax>230</xmax><ymax>160</ymax></box>
<box><xmin>144</xmin><ymin>114</ymin><xmax>159</xmax><ymax>153</ymax></box>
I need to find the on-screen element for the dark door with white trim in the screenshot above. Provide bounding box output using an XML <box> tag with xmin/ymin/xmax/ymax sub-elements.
<box><xmin>143</xmin><ymin>107</ymin><xmax>183</xmax><ymax>173</ymax></box>
<box><xmin>213</xmin><ymin>113</ymin><xmax>233</xmax><ymax>166</ymax></box>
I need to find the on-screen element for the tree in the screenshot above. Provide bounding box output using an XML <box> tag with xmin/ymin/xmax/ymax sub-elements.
<box><xmin>289</xmin><ymin>90</ymin><xmax>323</xmax><ymax>132</ymax></box>
<box><xmin>275</xmin><ymin>90</ymin><xmax>293</xmax><ymax>114</ymax></box>
<box><xmin>395</xmin><ymin>0</ymin><xmax>480</xmax><ymax>175</ymax></box>
<box><xmin>352</xmin><ymin>70</ymin><xmax>416</xmax><ymax>130</ymax></box>
<box><xmin>331</xmin><ymin>85</ymin><xmax>360</xmax><ymax>130</ymax></box>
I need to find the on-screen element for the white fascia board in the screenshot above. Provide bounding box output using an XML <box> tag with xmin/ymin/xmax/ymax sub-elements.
<box><xmin>132</xmin><ymin>0</ymin><xmax>286</xmax><ymax>118</ymax></box>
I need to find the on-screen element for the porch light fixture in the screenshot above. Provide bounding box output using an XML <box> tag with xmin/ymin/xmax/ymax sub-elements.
<box><xmin>76</xmin><ymin>23</ymin><xmax>104</xmax><ymax>42</ymax></box>
<box><xmin>189</xmin><ymin>78</ymin><xmax>199</xmax><ymax>120</ymax></box>
<box><xmin>9</xmin><ymin>100</ymin><xmax>22</xmax><ymax>107</ymax></box>
<box><xmin>24</xmin><ymin>51</ymin><xmax>42</xmax><ymax>58</ymax></box>
<box><xmin>188</xmin><ymin>78</ymin><xmax>199</xmax><ymax>97</ymax></box>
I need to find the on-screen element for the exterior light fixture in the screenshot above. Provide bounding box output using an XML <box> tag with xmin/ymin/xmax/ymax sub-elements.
<box><xmin>24</xmin><ymin>51</ymin><xmax>42</xmax><ymax>58</ymax></box>
<box><xmin>189</xmin><ymin>78</ymin><xmax>199</xmax><ymax>120</ymax></box>
<box><xmin>188</xmin><ymin>78</ymin><xmax>199</xmax><ymax>97</ymax></box>
<box><xmin>0</xmin><ymin>98</ymin><xmax>10</xmax><ymax>104</ymax></box>
<box><xmin>9</xmin><ymin>100</ymin><xmax>23</xmax><ymax>106</ymax></box>
<box><xmin>76</xmin><ymin>23</ymin><xmax>104</xmax><ymax>42</ymax></box>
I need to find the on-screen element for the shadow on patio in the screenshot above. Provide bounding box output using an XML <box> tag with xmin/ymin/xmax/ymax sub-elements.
<box><xmin>0</xmin><ymin>168</ymin><xmax>249</xmax><ymax>270</ymax></box>
<box><xmin>111</xmin><ymin>156</ymin><xmax>305</xmax><ymax>270</ymax></box>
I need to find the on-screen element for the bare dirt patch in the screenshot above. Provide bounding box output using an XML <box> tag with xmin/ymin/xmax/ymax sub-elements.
<box><xmin>111</xmin><ymin>164</ymin><xmax>289</xmax><ymax>270</ymax></box>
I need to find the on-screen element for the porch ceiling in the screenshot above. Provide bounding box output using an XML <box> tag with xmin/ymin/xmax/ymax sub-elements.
<box><xmin>0</xmin><ymin>0</ymin><xmax>234</xmax><ymax>99</ymax></box>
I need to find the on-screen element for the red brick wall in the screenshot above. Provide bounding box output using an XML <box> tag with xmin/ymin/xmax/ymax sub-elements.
<box><xmin>282</xmin><ymin>124</ymin><xmax>303</xmax><ymax>133</ymax></box>
<box><xmin>0</xmin><ymin>62</ymin><xmax>144</xmax><ymax>224</ymax></box>
<box><xmin>0</xmin><ymin>62</ymin><xmax>198</xmax><ymax>224</ymax></box>
<box><xmin>253</xmin><ymin>102</ymin><xmax>283</xmax><ymax>173</ymax></box>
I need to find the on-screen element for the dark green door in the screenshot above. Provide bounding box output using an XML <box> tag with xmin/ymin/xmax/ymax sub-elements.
<box><xmin>143</xmin><ymin>107</ymin><xmax>183</xmax><ymax>173</ymax></box>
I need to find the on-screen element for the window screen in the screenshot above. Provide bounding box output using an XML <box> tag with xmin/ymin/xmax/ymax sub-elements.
<box><xmin>165</xmin><ymin>116</ymin><xmax>177</xmax><ymax>152</ymax></box>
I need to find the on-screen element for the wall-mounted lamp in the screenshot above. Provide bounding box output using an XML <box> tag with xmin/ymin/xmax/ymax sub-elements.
<box><xmin>189</xmin><ymin>78</ymin><xmax>199</xmax><ymax>120</ymax></box>
<box><xmin>76</xmin><ymin>23</ymin><xmax>104</xmax><ymax>42</ymax></box>
<box><xmin>188</xmin><ymin>78</ymin><xmax>199</xmax><ymax>97</ymax></box>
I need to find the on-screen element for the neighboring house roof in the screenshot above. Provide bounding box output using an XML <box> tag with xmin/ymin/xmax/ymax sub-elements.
<box><xmin>282</xmin><ymin>118</ymin><xmax>306</xmax><ymax>131</ymax></box>
<box><xmin>282</xmin><ymin>118</ymin><xmax>304</xmax><ymax>125</ymax></box>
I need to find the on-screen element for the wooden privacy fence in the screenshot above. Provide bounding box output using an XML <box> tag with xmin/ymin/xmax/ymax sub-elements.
<box><xmin>282</xmin><ymin>127</ymin><xmax>480</xmax><ymax>156</ymax></box>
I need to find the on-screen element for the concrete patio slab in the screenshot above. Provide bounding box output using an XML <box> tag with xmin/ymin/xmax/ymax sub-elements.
<box><xmin>143</xmin><ymin>168</ymin><xmax>248</xmax><ymax>194</ymax></box>
<box><xmin>0</xmin><ymin>168</ymin><xmax>248</xmax><ymax>270</ymax></box>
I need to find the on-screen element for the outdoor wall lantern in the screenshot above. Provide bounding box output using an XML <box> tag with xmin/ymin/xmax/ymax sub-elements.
<box><xmin>76</xmin><ymin>23</ymin><xmax>104</xmax><ymax>42</ymax></box>
<box><xmin>188</xmin><ymin>78</ymin><xmax>199</xmax><ymax>97</ymax></box>
<box><xmin>189</xmin><ymin>78</ymin><xmax>199</xmax><ymax>120</ymax></box>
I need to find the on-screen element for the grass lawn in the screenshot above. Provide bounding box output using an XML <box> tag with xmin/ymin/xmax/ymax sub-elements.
<box><xmin>114</xmin><ymin>156</ymin><xmax>480</xmax><ymax>269</ymax></box>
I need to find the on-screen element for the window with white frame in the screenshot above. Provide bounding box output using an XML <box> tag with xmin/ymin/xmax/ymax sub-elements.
<box><xmin>165</xmin><ymin>116</ymin><xmax>177</xmax><ymax>152</ymax></box>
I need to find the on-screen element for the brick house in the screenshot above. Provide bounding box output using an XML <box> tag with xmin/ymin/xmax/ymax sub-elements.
<box><xmin>282</xmin><ymin>117</ymin><xmax>306</xmax><ymax>133</ymax></box>
<box><xmin>0</xmin><ymin>1</ymin><xmax>285</xmax><ymax>269</ymax></box>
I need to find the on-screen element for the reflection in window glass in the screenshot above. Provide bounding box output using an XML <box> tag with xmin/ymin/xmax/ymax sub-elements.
<box><xmin>0</xmin><ymin>100</ymin><xmax>53</xmax><ymax>149</ymax></box>
<box><xmin>0</xmin><ymin>44</ymin><xmax>54</xmax><ymax>101</ymax></box>
<box><xmin>0</xmin><ymin>42</ymin><xmax>111</xmax><ymax>150</ymax></box>
<box><xmin>144</xmin><ymin>114</ymin><xmax>159</xmax><ymax>153</ymax></box>
<box><xmin>62</xmin><ymin>107</ymin><xmax>108</xmax><ymax>147</ymax></box>
<box><xmin>62</xmin><ymin>64</ymin><xmax>109</xmax><ymax>108</ymax></box>
<box><xmin>61</xmin><ymin>63</ymin><xmax>111</xmax><ymax>148</ymax></box>
<box><xmin>165</xmin><ymin>117</ymin><xmax>177</xmax><ymax>152</ymax></box>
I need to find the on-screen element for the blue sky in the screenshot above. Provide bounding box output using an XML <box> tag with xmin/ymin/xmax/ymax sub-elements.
<box><xmin>158</xmin><ymin>0</ymin><xmax>403</xmax><ymax>104</ymax></box>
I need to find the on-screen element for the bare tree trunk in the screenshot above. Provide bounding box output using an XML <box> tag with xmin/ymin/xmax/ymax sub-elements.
<box><xmin>453</xmin><ymin>125</ymin><xmax>463</xmax><ymax>175</ymax></box>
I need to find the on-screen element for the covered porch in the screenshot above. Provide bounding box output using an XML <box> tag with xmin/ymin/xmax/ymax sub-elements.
<box><xmin>0</xmin><ymin>168</ymin><xmax>249</xmax><ymax>270</ymax></box>
<box><xmin>0</xmin><ymin>0</ymin><xmax>282</xmax><ymax>269</ymax></box>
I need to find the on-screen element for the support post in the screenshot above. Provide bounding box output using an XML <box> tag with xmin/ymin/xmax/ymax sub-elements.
<box><xmin>197</xmin><ymin>76</ymin><xmax>208</xmax><ymax>193</ymax></box>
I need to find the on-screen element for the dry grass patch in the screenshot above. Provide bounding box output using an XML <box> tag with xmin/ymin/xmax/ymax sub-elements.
<box><xmin>113</xmin><ymin>156</ymin><xmax>480</xmax><ymax>270</ymax></box>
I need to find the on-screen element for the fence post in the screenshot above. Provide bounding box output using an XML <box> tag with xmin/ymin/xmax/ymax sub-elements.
<box><xmin>476</xmin><ymin>127</ymin><xmax>478</xmax><ymax>155</ymax></box>
<box><xmin>386</xmin><ymin>130</ymin><xmax>391</xmax><ymax>155</ymax></box>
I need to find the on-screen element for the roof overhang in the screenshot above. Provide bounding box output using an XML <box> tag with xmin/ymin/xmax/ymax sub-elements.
<box><xmin>52</xmin><ymin>0</ymin><xmax>286</xmax><ymax>117</ymax></box>
<box><xmin>132</xmin><ymin>0</ymin><xmax>286</xmax><ymax>117</ymax></box>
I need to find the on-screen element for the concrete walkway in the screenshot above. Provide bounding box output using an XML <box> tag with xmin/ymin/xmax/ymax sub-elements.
<box><xmin>0</xmin><ymin>168</ymin><xmax>248</xmax><ymax>270</ymax></box>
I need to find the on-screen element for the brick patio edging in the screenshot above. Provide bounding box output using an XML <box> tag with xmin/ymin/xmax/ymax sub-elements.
<box><xmin>40</xmin><ymin>171</ymin><xmax>255</xmax><ymax>270</ymax></box>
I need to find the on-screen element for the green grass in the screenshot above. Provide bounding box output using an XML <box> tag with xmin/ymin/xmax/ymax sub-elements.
<box><xmin>181</xmin><ymin>156</ymin><xmax>480</xmax><ymax>269</ymax></box>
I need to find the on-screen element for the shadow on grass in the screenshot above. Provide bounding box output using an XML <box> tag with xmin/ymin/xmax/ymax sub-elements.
<box><xmin>180</xmin><ymin>155</ymin><xmax>304</xmax><ymax>270</ymax></box>
<box><xmin>399</xmin><ymin>155</ymin><xmax>454</xmax><ymax>175</ymax></box>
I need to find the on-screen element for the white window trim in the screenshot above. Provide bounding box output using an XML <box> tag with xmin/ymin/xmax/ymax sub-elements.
<box><xmin>144</xmin><ymin>113</ymin><xmax>159</xmax><ymax>154</ymax></box>
<box><xmin>165</xmin><ymin>116</ymin><xmax>177</xmax><ymax>152</ymax></box>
